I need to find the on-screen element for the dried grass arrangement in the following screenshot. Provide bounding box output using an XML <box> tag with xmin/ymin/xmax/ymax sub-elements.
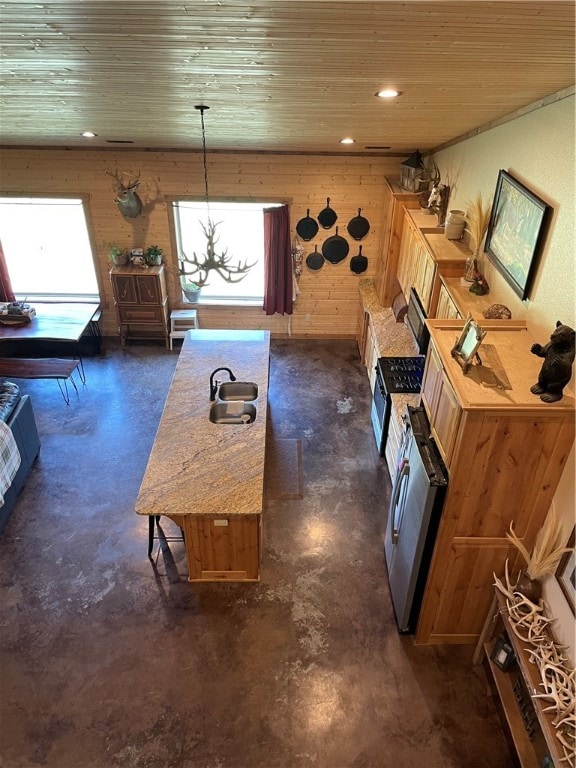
<box><xmin>507</xmin><ymin>506</ymin><xmax>570</xmax><ymax>581</ymax></box>
<box><xmin>465</xmin><ymin>194</ymin><xmax>492</xmax><ymax>255</ymax></box>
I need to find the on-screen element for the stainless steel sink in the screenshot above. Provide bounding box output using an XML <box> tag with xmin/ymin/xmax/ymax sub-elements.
<box><xmin>217</xmin><ymin>381</ymin><xmax>258</xmax><ymax>401</ymax></box>
<box><xmin>209</xmin><ymin>402</ymin><xmax>257</xmax><ymax>424</ymax></box>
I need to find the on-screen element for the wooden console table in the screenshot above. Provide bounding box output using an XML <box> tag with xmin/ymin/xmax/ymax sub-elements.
<box><xmin>474</xmin><ymin>591</ymin><xmax>566</xmax><ymax>767</ymax></box>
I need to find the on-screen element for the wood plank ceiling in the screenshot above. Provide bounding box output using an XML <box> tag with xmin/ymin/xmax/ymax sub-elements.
<box><xmin>0</xmin><ymin>1</ymin><xmax>574</xmax><ymax>155</ymax></box>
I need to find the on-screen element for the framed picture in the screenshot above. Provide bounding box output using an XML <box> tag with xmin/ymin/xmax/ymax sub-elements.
<box><xmin>450</xmin><ymin>316</ymin><xmax>487</xmax><ymax>373</ymax></box>
<box><xmin>556</xmin><ymin>527</ymin><xmax>575</xmax><ymax>615</ymax></box>
<box><xmin>484</xmin><ymin>170</ymin><xmax>552</xmax><ymax>301</ymax></box>
<box><xmin>490</xmin><ymin>634</ymin><xmax>516</xmax><ymax>672</ymax></box>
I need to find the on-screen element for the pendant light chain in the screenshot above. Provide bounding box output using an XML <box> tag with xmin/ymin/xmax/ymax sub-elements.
<box><xmin>195</xmin><ymin>104</ymin><xmax>211</xmax><ymax>217</ymax></box>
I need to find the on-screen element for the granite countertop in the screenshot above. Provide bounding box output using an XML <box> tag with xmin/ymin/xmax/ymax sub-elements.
<box><xmin>359</xmin><ymin>279</ymin><xmax>421</xmax><ymax>429</ymax></box>
<box><xmin>358</xmin><ymin>279</ymin><xmax>418</xmax><ymax>358</ymax></box>
<box><xmin>135</xmin><ymin>329</ymin><xmax>270</xmax><ymax>517</ymax></box>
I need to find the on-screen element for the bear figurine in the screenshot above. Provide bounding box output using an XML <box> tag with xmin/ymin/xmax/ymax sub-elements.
<box><xmin>530</xmin><ymin>321</ymin><xmax>575</xmax><ymax>402</ymax></box>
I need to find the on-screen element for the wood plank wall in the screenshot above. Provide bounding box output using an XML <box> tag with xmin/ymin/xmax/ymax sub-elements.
<box><xmin>0</xmin><ymin>149</ymin><xmax>399</xmax><ymax>337</ymax></box>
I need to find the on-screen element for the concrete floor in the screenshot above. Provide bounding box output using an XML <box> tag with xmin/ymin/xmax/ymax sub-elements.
<box><xmin>0</xmin><ymin>338</ymin><xmax>514</xmax><ymax>768</ymax></box>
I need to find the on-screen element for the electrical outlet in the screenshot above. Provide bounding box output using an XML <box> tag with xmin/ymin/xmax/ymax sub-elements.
<box><xmin>305</xmin><ymin>314</ymin><xmax>311</xmax><ymax>322</ymax></box>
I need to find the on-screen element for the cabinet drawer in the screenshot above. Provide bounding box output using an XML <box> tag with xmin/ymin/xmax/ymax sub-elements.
<box><xmin>118</xmin><ymin>306</ymin><xmax>166</xmax><ymax>324</ymax></box>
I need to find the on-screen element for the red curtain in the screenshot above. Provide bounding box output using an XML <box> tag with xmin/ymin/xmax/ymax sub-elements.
<box><xmin>263</xmin><ymin>205</ymin><xmax>293</xmax><ymax>316</ymax></box>
<box><xmin>0</xmin><ymin>240</ymin><xmax>15</xmax><ymax>303</ymax></box>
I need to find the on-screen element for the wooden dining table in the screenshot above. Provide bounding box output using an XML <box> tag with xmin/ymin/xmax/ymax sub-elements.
<box><xmin>0</xmin><ymin>302</ymin><xmax>101</xmax><ymax>383</ymax></box>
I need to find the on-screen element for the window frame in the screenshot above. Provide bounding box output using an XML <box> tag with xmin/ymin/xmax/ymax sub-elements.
<box><xmin>166</xmin><ymin>195</ymin><xmax>289</xmax><ymax>306</ymax></box>
<box><xmin>0</xmin><ymin>192</ymin><xmax>103</xmax><ymax>303</ymax></box>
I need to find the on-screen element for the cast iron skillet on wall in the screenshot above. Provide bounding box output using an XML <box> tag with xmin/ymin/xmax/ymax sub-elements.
<box><xmin>350</xmin><ymin>245</ymin><xmax>368</xmax><ymax>273</ymax></box>
<box><xmin>318</xmin><ymin>198</ymin><xmax>338</xmax><ymax>229</ymax></box>
<box><xmin>296</xmin><ymin>209</ymin><xmax>319</xmax><ymax>241</ymax></box>
<box><xmin>347</xmin><ymin>209</ymin><xmax>370</xmax><ymax>240</ymax></box>
<box><xmin>306</xmin><ymin>245</ymin><xmax>324</xmax><ymax>271</ymax></box>
<box><xmin>322</xmin><ymin>227</ymin><xmax>349</xmax><ymax>264</ymax></box>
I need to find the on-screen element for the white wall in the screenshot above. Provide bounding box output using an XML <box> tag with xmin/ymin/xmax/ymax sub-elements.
<box><xmin>434</xmin><ymin>95</ymin><xmax>575</xmax><ymax>661</ymax></box>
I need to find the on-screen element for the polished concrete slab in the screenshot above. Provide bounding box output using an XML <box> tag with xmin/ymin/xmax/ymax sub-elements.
<box><xmin>0</xmin><ymin>338</ymin><xmax>513</xmax><ymax>768</ymax></box>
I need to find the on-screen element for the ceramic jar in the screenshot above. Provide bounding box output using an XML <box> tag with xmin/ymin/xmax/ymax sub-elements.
<box><xmin>444</xmin><ymin>209</ymin><xmax>466</xmax><ymax>240</ymax></box>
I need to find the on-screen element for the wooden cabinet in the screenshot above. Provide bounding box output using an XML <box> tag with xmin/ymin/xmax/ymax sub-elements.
<box><xmin>396</xmin><ymin>210</ymin><xmax>471</xmax><ymax>315</ymax></box>
<box><xmin>415</xmin><ymin>321</ymin><xmax>575</xmax><ymax>645</ymax></box>
<box><xmin>110</xmin><ymin>265</ymin><xmax>169</xmax><ymax>347</ymax></box>
<box><xmin>436</xmin><ymin>281</ymin><xmax>462</xmax><ymax>319</ymax></box>
<box><xmin>439</xmin><ymin>275</ymin><xmax>503</xmax><ymax>322</ymax></box>
<box><xmin>374</xmin><ymin>179</ymin><xmax>419</xmax><ymax>306</ymax></box>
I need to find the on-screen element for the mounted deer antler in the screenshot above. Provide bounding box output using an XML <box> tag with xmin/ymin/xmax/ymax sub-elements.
<box><xmin>179</xmin><ymin>219</ymin><xmax>257</xmax><ymax>288</ymax></box>
<box><xmin>106</xmin><ymin>169</ymin><xmax>143</xmax><ymax>219</ymax></box>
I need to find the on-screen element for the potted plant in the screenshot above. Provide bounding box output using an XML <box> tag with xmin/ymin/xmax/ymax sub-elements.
<box><xmin>107</xmin><ymin>243</ymin><xmax>128</xmax><ymax>266</ymax></box>
<box><xmin>145</xmin><ymin>245</ymin><xmax>163</xmax><ymax>266</ymax></box>
<box><xmin>181</xmin><ymin>280</ymin><xmax>201</xmax><ymax>303</ymax></box>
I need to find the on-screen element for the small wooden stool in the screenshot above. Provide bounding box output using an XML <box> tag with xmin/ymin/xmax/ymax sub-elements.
<box><xmin>169</xmin><ymin>309</ymin><xmax>199</xmax><ymax>350</ymax></box>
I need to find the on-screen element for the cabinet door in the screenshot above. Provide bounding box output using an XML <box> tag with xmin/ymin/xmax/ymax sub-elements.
<box><xmin>436</xmin><ymin>283</ymin><xmax>461</xmax><ymax>319</ymax></box>
<box><xmin>397</xmin><ymin>220</ymin><xmax>415</xmax><ymax>299</ymax></box>
<box><xmin>113</xmin><ymin>274</ymin><xmax>137</xmax><ymax>304</ymax></box>
<box><xmin>421</xmin><ymin>343</ymin><xmax>442</xmax><ymax>424</ymax></box>
<box><xmin>183</xmin><ymin>514</ymin><xmax>260</xmax><ymax>581</ymax></box>
<box><xmin>432</xmin><ymin>373</ymin><xmax>461</xmax><ymax>467</ymax></box>
<box><xmin>421</xmin><ymin>343</ymin><xmax>461</xmax><ymax>467</ymax></box>
<box><xmin>413</xmin><ymin>245</ymin><xmax>435</xmax><ymax>312</ymax></box>
<box><xmin>135</xmin><ymin>274</ymin><xmax>161</xmax><ymax>304</ymax></box>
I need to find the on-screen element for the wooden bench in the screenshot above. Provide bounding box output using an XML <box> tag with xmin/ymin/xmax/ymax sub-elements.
<box><xmin>0</xmin><ymin>358</ymin><xmax>80</xmax><ymax>403</ymax></box>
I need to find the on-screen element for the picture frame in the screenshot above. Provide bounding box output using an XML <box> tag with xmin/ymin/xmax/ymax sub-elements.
<box><xmin>450</xmin><ymin>316</ymin><xmax>487</xmax><ymax>373</ymax></box>
<box><xmin>490</xmin><ymin>634</ymin><xmax>516</xmax><ymax>672</ymax></box>
<box><xmin>556</xmin><ymin>527</ymin><xmax>575</xmax><ymax>615</ymax></box>
<box><xmin>484</xmin><ymin>170</ymin><xmax>552</xmax><ymax>301</ymax></box>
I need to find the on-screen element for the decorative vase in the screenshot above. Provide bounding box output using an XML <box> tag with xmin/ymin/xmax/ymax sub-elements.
<box><xmin>515</xmin><ymin>570</ymin><xmax>542</xmax><ymax>602</ymax></box>
<box><xmin>445</xmin><ymin>210</ymin><xmax>466</xmax><ymax>240</ymax></box>
<box><xmin>463</xmin><ymin>252</ymin><xmax>477</xmax><ymax>282</ymax></box>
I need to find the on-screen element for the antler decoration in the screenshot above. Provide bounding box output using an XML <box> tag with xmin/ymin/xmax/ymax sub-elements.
<box><xmin>494</xmin><ymin>561</ymin><xmax>576</xmax><ymax>763</ymax></box>
<box><xmin>179</xmin><ymin>219</ymin><xmax>257</xmax><ymax>288</ymax></box>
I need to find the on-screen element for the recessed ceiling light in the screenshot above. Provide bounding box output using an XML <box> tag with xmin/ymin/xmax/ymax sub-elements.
<box><xmin>376</xmin><ymin>89</ymin><xmax>401</xmax><ymax>99</ymax></box>
<box><xmin>340</xmin><ymin>138</ymin><xmax>355</xmax><ymax>144</ymax></box>
<box><xmin>81</xmin><ymin>131</ymin><xmax>97</xmax><ymax>138</ymax></box>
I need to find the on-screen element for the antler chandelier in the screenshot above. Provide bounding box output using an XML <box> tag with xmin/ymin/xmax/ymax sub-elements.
<box><xmin>177</xmin><ymin>105</ymin><xmax>256</xmax><ymax>288</ymax></box>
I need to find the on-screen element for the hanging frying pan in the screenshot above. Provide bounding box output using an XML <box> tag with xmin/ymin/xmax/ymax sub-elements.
<box><xmin>306</xmin><ymin>245</ymin><xmax>324</xmax><ymax>271</ymax></box>
<box><xmin>347</xmin><ymin>208</ymin><xmax>370</xmax><ymax>240</ymax></box>
<box><xmin>350</xmin><ymin>245</ymin><xmax>368</xmax><ymax>274</ymax></box>
<box><xmin>296</xmin><ymin>209</ymin><xmax>319</xmax><ymax>241</ymax></box>
<box><xmin>317</xmin><ymin>198</ymin><xmax>338</xmax><ymax>229</ymax></box>
<box><xmin>322</xmin><ymin>227</ymin><xmax>349</xmax><ymax>264</ymax></box>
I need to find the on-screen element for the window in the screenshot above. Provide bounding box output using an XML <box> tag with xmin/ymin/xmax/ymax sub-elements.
<box><xmin>172</xmin><ymin>200</ymin><xmax>282</xmax><ymax>303</ymax></box>
<box><xmin>0</xmin><ymin>197</ymin><xmax>98</xmax><ymax>300</ymax></box>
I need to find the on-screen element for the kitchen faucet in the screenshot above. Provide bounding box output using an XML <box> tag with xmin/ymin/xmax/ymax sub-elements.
<box><xmin>209</xmin><ymin>367</ymin><xmax>236</xmax><ymax>400</ymax></box>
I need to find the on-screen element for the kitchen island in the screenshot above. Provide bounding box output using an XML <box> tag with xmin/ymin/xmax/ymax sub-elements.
<box><xmin>136</xmin><ymin>329</ymin><xmax>270</xmax><ymax>581</ymax></box>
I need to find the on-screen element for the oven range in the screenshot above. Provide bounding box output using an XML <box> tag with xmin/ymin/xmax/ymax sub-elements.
<box><xmin>371</xmin><ymin>355</ymin><xmax>425</xmax><ymax>456</ymax></box>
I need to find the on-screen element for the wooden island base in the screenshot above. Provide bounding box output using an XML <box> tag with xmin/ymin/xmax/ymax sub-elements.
<box><xmin>167</xmin><ymin>514</ymin><xmax>261</xmax><ymax>582</ymax></box>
